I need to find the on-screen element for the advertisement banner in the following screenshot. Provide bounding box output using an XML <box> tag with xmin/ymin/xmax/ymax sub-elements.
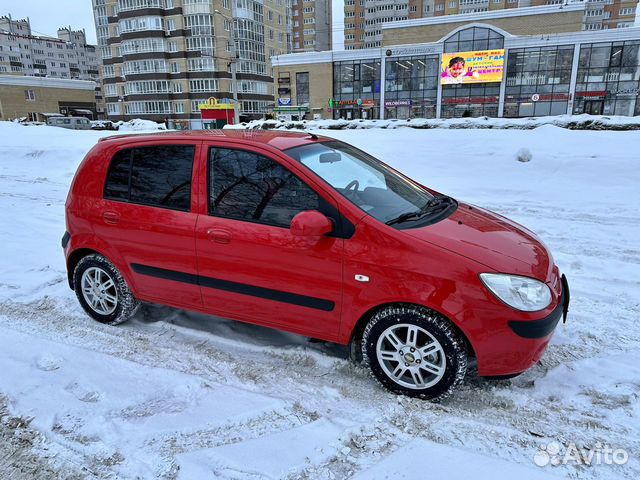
<box><xmin>441</xmin><ymin>50</ymin><xmax>505</xmax><ymax>85</ymax></box>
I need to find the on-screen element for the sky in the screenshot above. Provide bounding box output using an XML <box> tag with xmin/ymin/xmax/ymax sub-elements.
<box><xmin>0</xmin><ymin>0</ymin><xmax>97</xmax><ymax>44</ymax></box>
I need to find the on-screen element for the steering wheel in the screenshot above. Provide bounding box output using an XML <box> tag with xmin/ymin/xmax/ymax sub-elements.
<box><xmin>344</xmin><ymin>179</ymin><xmax>360</xmax><ymax>193</ymax></box>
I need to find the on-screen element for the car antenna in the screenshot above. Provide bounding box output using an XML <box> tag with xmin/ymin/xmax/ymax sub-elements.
<box><xmin>305</xmin><ymin>131</ymin><xmax>318</xmax><ymax>140</ymax></box>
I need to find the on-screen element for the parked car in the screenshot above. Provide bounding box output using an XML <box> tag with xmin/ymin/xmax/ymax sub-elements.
<box><xmin>63</xmin><ymin>131</ymin><xmax>569</xmax><ymax>399</ymax></box>
<box><xmin>47</xmin><ymin>116</ymin><xmax>92</xmax><ymax>130</ymax></box>
<box><xmin>91</xmin><ymin>120</ymin><xmax>118</xmax><ymax>131</ymax></box>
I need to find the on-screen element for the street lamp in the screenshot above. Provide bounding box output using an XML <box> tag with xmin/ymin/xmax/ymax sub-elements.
<box><xmin>214</xmin><ymin>9</ymin><xmax>240</xmax><ymax>124</ymax></box>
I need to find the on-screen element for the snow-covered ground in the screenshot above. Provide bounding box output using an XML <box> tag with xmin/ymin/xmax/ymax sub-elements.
<box><xmin>230</xmin><ymin>113</ymin><xmax>640</xmax><ymax>131</ymax></box>
<box><xmin>0</xmin><ymin>121</ymin><xmax>638</xmax><ymax>479</ymax></box>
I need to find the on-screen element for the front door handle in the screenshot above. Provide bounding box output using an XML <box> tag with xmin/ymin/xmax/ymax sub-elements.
<box><xmin>207</xmin><ymin>228</ymin><xmax>231</xmax><ymax>244</ymax></box>
<box><xmin>102</xmin><ymin>211</ymin><xmax>120</xmax><ymax>225</ymax></box>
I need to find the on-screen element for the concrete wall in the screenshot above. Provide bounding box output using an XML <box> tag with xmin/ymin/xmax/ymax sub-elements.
<box><xmin>0</xmin><ymin>83</ymin><xmax>95</xmax><ymax>120</ymax></box>
<box><xmin>274</xmin><ymin>61</ymin><xmax>333</xmax><ymax>119</ymax></box>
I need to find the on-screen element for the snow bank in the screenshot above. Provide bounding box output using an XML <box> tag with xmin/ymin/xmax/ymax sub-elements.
<box><xmin>227</xmin><ymin>114</ymin><xmax>640</xmax><ymax>131</ymax></box>
<box><xmin>115</xmin><ymin>119</ymin><xmax>167</xmax><ymax>131</ymax></box>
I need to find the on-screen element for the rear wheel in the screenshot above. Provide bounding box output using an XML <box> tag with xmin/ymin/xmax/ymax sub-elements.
<box><xmin>73</xmin><ymin>254</ymin><xmax>139</xmax><ymax>325</ymax></box>
<box><xmin>362</xmin><ymin>305</ymin><xmax>467</xmax><ymax>400</ymax></box>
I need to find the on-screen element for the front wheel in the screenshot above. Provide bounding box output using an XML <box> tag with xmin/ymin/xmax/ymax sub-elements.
<box><xmin>362</xmin><ymin>305</ymin><xmax>467</xmax><ymax>400</ymax></box>
<box><xmin>73</xmin><ymin>254</ymin><xmax>140</xmax><ymax>325</ymax></box>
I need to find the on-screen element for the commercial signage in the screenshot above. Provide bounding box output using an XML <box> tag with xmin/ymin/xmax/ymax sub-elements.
<box><xmin>386</xmin><ymin>46</ymin><xmax>440</xmax><ymax>57</ymax></box>
<box><xmin>385</xmin><ymin>99</ymin><xmax>412</xmax><ymax>107</ymax></box>
<box><xmin>441</xmin><ymin>50</ymin><xmax>505</xmax><ymax>85</ymax></box>
<box><xmin>328</xmin><ymin>98</ymin><xmax>376</xmax><ymax>108</ymax></box>
<box><xmin>278</xmin><ymin>97</ymin><xmax>292</xmax><ymax>106</ymax></box>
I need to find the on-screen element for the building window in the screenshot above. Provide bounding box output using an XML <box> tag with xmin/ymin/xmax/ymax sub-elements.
<box><xmin>296</xmin><ymin>72</ymin><xmax>310</xmax><ymax>105</ymax></box>
<box><xmin>503</xmin><ymin>45</ymin><xmax>574</xmax><ymax>118</ymax></box>
<box><xmin>384</xmin><ymin>56</ymin><xmax>437</xmax><ymax>120</ymax></box>
<box><xmin>572</xmin><ymin>41</ymin><xmax>640</xmax><ymax>116</ymax></box>
<box><xmin>24</xmin><ymin>90</ymin><xmax>36</xmax><ymax>101</ymax></box>
<box><xmin>443</xmin><ymin>26</ymin><xmax>504</xmax><ymax>53</ymax></box>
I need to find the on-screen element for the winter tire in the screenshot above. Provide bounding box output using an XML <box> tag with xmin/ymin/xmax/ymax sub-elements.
<box><xmin>73</xmin><ymin>254</ymin><xmax>140</xmax><ymax>325</ymax></box>
<box><xmin>362</xmin><ymin>304</ymin><xmax>467</xmax><ymax>400</ymax></box>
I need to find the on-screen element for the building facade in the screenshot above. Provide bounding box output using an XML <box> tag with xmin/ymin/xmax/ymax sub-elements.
<box><xmin>0</xmin><ymin>15</ymin><xmax>102</xmax><ymax>117</ymax></box>
<box><xmin>292</xmin><ymin>0</ymin><xmax>331</xmax><ymax>52</ymax></box>
<box><xmin>93</xmin><ymin>0</ymin><xmax>292</xmax><ymax>126</ymax></box>
<box><xmin>0</xmin><ymin>75</ymin><xmax>98</xmax><ymax>121</ymax></box>
<box><xmin>342</xmin><ymin>0</ymin><xmax>639</xmax><ymax>50</ymax></box>
<box><xmin>272</xmin><ymin>5</ymin><xmax>640</xmax><ymax>119</ymax></box>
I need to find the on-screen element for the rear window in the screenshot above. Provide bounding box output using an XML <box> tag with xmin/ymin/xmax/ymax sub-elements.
<box><xmin>104</xmin><ymin>145</ymin><xmax>195</xmax><ymax>211</ymax></box>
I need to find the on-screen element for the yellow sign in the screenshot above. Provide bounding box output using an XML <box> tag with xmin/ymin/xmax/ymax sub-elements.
<box><xmin>441</xmin><ymin>50</ymin><xmax>505</xmax><ymax>85</ymax></box>
<box><xmin>198</xmin><ymin>97</ymin><xmax>235</xmax><ymax>110</ymax></box>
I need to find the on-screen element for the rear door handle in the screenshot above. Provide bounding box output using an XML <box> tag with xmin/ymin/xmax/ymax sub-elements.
<box><xmin>207</xmin><ymin>228</ymin><xmax>231</xmax><ymax>244</ymax></box>
<box><xmin>102</xmin><ymin>211</ymin><xmax>120</xmax><ymax>225</ymax></box>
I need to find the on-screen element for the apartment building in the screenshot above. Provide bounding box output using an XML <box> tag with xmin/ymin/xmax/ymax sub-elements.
<box><xmin>292</xmin><ymin>0</ymin><xmax>331</xmax><ymax>52</ymax></box>
<box><xmin>0</xmin><ymin>15</ymin><xmax>103</xmax><ymax>117</ymax></box>
<box><xmin>343</xmin><ymin>0</ymin><xmax>639</xmax><ymax>49</ymax></box>
<box><xmin>93</xmin><ymin>0</ymin><xmax>291</xmax><ymax>126</ymax></box>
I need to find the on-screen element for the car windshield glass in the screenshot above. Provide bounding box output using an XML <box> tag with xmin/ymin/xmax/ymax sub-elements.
<box><xmin>285</xmin><ymin>140</ymin><xmax>435</xmax><ymax>225</ymax></box>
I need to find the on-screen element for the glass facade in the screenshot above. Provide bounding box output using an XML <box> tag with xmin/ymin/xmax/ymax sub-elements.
<box><xmin>384</xmin><ymin>55</ymin><xmax>439</xmax><ymax>119</ymax></box>
<box><xmin>504</xmin><ymin>46</ymin><xmax>574</xmax><ymax>117</ymax></box>
<box><xmin>574</xmin><ymin>41</ymin><xmax>640</xmax><ymax>116</ymax></box>
<box><xmin>277</xmin><ymin>26</ymin><xmax>640</xmax><ymax>120</ymax></box>
<box><xmin>332</xmin><ymin>59</ymin><xmax>382</xmax><ymax>120</ymax></box>
<box><xmin>441</xmin><ymin>27</ymin><xmax>504</xmax><ymax>118</ymax></box>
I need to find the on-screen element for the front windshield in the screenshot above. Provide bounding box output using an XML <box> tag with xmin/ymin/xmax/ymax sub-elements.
<box><xmin>285</xmin><ymin>140</ymin><xmax>434</xmax><ymax>224</ymax></box>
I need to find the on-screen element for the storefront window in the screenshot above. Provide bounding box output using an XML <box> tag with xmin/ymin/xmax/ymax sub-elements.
<box><xmin>441</xmin><ymin>27</ymin><xmax>504</xmax><ymax>118</ymax></box>
<box><xmin>332</xmin><ymin>60</ymin><xmax>381</xmax><ymax>119</ymax></box>
<box><xmin>296</xmin><ymin>72</ymin><xmax>309</xmax><ymax>106</ymax></box>
<box><xmin>384</xmin><ymin>55</ymin><xmax>439</xmax><ymax>119</ymax></box>
<box><xmin>574</xmin><ymin>41</ymin><xmax>640</xmax><ymax>116</ymax></box>
<box><xmin>503</xmin><ymin>45</ymin><xmax>574</xmax><ymax>117</ymax></box>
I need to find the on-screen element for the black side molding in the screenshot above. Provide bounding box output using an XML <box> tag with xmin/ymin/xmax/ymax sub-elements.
<box><xmin>131</xmin><ymin>263</ymin><xmax>335</xmax><ymax>312</ymax></box>
<box><xmin>508</xmin><ymin>276</ymin><xmax>569</xmax><ymax>339</ymax></box>
<box><xmin>61</xmin><ymin>231</ymin><xmax>70</xmax><ymax>249</ymax></box>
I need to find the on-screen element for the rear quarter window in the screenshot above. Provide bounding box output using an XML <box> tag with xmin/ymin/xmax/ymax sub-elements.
<box><xmin>104</xmin><ymin>145</ymin><xmax>195</xmax><ymax>211</ymax></box>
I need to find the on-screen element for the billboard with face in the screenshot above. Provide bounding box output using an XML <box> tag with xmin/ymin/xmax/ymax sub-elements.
<box><xmin>441</xmin><ymin>50</ymin><xmax>505</xmax><ymax>85</ymax></box>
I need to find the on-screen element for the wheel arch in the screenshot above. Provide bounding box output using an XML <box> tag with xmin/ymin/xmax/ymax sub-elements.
<box><xmin>67</xmin><ymin>248</ymin><xmax>102</xmax><ymax>290</ymax></box>
<box><xmin>348</xmin><ymin>301</ymin><xmax>476</xmax><ymax>362</ymax></box>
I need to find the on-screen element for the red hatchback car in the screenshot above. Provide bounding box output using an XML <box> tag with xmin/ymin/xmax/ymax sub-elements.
<box><xmin>63</xmin><ymin>130</ymin><xmax>569</xmax><ymax>400</ymax></box>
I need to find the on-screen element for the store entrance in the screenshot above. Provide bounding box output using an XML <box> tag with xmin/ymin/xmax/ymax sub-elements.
<box><xmin>583</xmin><ymin>100</ymin><xmax>604</xmax><ymax>115</ymax></box>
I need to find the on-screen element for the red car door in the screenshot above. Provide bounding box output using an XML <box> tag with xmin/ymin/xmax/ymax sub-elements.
<box><xmin>93</xmin><ymin>141</ymin><xmax>202</xmax><ymax>309</ymax></box>
<box><xmin>194</xmin><ymin>142</ymin><xmax>347</xmax><ymax>341</ymax></box>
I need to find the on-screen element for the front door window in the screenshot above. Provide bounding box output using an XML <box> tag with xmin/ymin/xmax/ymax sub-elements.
<box><xmin>209</xmin><ymin>147</ymin><xmax>320</xmax><ymax>227</ymax></box>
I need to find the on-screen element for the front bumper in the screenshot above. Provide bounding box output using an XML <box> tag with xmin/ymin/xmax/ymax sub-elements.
<box><xmin>507</xmin><ymin>274</ymin><xmax>570</xmax><ymax>339</ymax></box>
<box><xmin>471</xmin><ymin>274</ymin><xmax>570</xmax><ymax>377</ymax></box>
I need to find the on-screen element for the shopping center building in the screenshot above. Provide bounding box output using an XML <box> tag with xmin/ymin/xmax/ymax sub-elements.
<box><xmin>272</xmin><ymin>4</ymin><xmax>640</xmax><ymax>120</ymax></box>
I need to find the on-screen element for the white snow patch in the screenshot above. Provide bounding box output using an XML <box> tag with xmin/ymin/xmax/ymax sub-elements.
<box><xmin>0</xmin><ymin>120</ymin><xmax>638</xmax><ymax>479</ymax></box>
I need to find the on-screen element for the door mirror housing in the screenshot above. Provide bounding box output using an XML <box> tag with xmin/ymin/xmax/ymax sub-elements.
<box><xmin>290</xmin><ymin>210</ymin><xmax>333</xmax><ymax>237</ymax></box>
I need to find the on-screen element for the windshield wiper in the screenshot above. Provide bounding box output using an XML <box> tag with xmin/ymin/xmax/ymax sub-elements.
<box><xmin>385</xmin><ymin>195</ymin><xmax>454</xmax><ymax>226</ymax></box>
<box><xmin>422</xmin><ymin>195</ymin><xmax>454</xmax><ymax>212</ymax></box>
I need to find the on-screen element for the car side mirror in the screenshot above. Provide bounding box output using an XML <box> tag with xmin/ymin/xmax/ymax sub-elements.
<box><xmin>290</xmin><ymin>210</ymin><xmax>333</xmax><ymax>237</ymax></box>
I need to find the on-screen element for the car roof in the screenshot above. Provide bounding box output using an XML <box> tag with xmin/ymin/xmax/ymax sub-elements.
<box><xmin>98</xmin><ymin>129</ymin><xmax>330</xmax><ymax>151</ymax></box>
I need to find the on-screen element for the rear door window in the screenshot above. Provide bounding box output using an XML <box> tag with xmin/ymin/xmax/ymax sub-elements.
<box><xmin>104</xmin><ymin>145</ymin><xmax>195</xmax><ymax>211</ymax></box>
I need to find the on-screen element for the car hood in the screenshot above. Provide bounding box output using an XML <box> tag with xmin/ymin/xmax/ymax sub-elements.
<box><xmin>403</xmin><ymin>202</ymin><xmax>553</xmax><ymax>281</ymax></box>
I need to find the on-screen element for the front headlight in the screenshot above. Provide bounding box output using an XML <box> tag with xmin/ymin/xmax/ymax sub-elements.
<box><xmin>480</xmin><ymin>273</ymin><xmax>552</xmax><ymax>312</ymax></box>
